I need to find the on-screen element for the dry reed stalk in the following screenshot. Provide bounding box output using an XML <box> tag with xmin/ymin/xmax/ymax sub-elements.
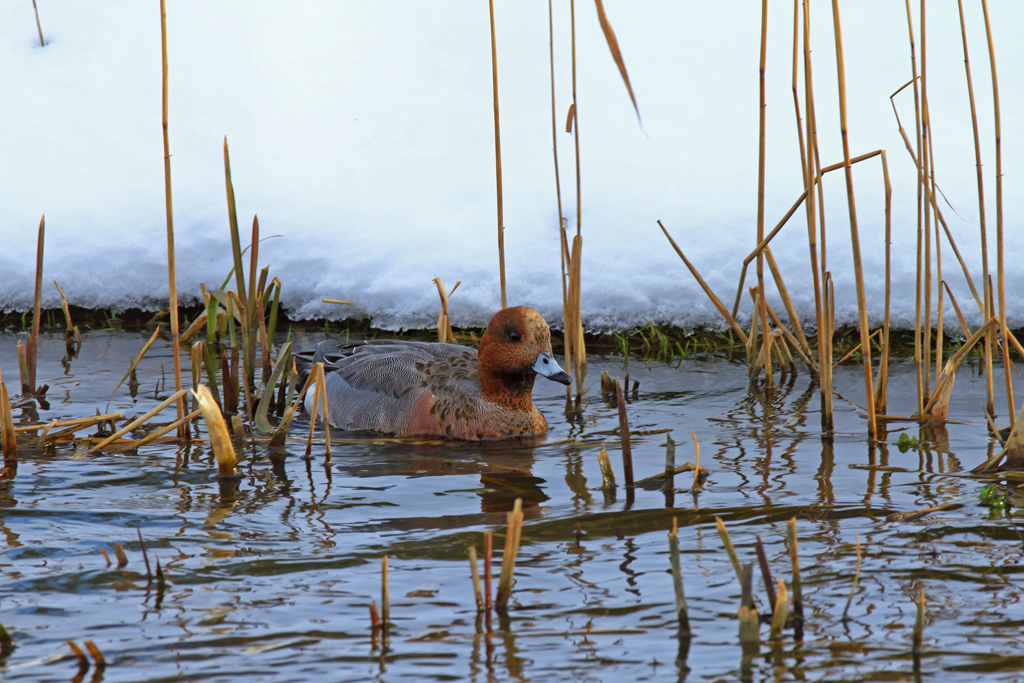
<box><xmin>114</xmin><ymin>543</ymin><xmax>128</xmax><ymax>568</ymax></box>
<box><xmin>231</xmin><ymin>414</ymin><xmax>244</xmax><ymax>443</ymax></box>
<box><xmin>595</xmin><ymin>447</ymin><xmax>615</xmax><ymax>489</ymax></box>
<box><xmin>668</xmin><ymin>518</ymin><xmax>691</xmax><ymax>637</ymax></box>
<box><xmin>831</xmin><ymin>0</ymin><xmax>875</xmax><ymax>438</ymax></box>
<box><xmin>764</xmin><ymin>247</ymin><xmax>812</xmax><ymax>364</ymax></box>
<box><xmin>483</xmin><ymin>531</ymin><xmax>493</xmax><ymax>611</ymax></box>
<box><xmin>912</xmin><ymin>585</ymin><xmax>925</xmax><ymax>654</ymax></box>
<box><xmin>192</xmin><ymin>384</ymin><xmax>237</xmax><ymax>478</ymax></box>
<box><xmin>1</xmin><ymin>383</ymin><xmax>16</xmax><ymax>464</ymax></box>
<box><xmin>14</xmin><ymin>413</ymin><xmax>123</xmax><ymax>435</ymax></box>
<box><xmin>594</xmin><ymin>0</ymin><xmax>639</xmax><ymax>120</ymax></box>
<box><xmin>790</xmin><ymin>0</ymin><xmax>808</xmax><ymax>185</ymax></box>
<box><xmin>32</xmin><ymin>0</ymin><xmax>44</xmax><ymax>47</ymax></box>
<box><xmin>496</xmin><ymin>499</ymin><xmax>524</xmax><ymax>610</ymax></box>
<box><xmin>715</xmin><ymin>517</ymin><xmax>742</xmax><ymax>584</ymax></box>
<box><xmin>841</xmin><ymin>533</ymin><xmax>861</xmax><ymax>620</ymax></box>
<box><xmin>433</xmin><ymin>278</ymin><xmax>460</xmax><ymax>344</ymax></box>
<box><xmin>179</xmin><ymin>313</ymin><xmax>209</xmax><ymax>345</ymax></box>
<box><xmin>53</xmin><ymin>281</ymin><xmax>82</xmax><ymax>351</ymax></box>
<box><xmin>663</xmin><ymin>433</ymin><xmax>675</xmax><ymax>492</ymax></box>
<box><xmin>381</xmin><ymin>555</ymin><xmax>390</xmax><ymax>646</ymax></box>
<box><xmin>83</xmin><ymin>640</ymin><xmax>106</xmax><ymax>669</ymax></box>
<box><xmin>690</xmin><ymin>429</ymin><xmax>701</xmax><ymax>492</ymax></box>
<box><xmin>918</xmin><ymin>0</ymin><xmax>935</xmax><ymax>407</ymax></box>
<box><xmin>832</xmin><ymin>329</ymin><xmax>881</xmax><ymax>369</ymax></box>
<box><xmin>769</xmin><ymin>579</ymin><xmax>789</xmax><ymax>641</ymax></box>
<box><xmin>106</xmin><ymin>327</ymin><xmax>161</xmax><ymax>412</ymax></box>
<box><xmin>975</xmin><ymin>399</ymin><xmax>1024</xmax><ymax>472</ymax></box>
<box><xmin>566</xmin><ymin>234</ymin><xmax>585</xmax><ymax>385</ymax></box>
<box><xmin>88</xmin><ymin>389</ymin><xmax>187</xmax><ymax>453</ymax></box>
<box><xmin>765</xmin><ymin>299</ymin><xmax>815</xmax><ymax>371</ymax></box>
<box><xmin>66</xmin><ymin>640</ymin><xmax>88</xmax><ymax>670</ymax></box>
<box><xmin>25</xmin><ymin>215</ymin><xmax>44</xmax><ymax>394</ymax></box>
<box><xmin>801</xmin><ymin>0</ymin><xmax>829</xmax><ymax>429</ymax></box>
<box><xmin>304</xmin><ymin>362</ymin><xmax>324</xmax><ymax>457</ymax></box>
<box><xmin>786</xmin><ymin>517</ymin><xmax>803</xmax><ymax>641</ymax></box>
<box><xmin>468</xmin><ymin>546</ymin><xmax>483</xmax><ymax>611</ymax></box>
<box><xmin>159</xmin><ymin>0</ymin><xmax>185</xmax><ymax>437</ymax></box>
<box><xmin>487</xmin><ymin>0</ymin><xmax>507</xmax><ymax>309</ymax></box>
<box><xmin>756</xmin><ymin>0</ymin><xmax>771</xmax><ymax>387</ymax></box>
<box><xmin>942</xmin><ymin>282</ymin><xmax>972</xmax><ymax>338</ymax></box>
<box><xmin>548</xmin><ymin>0</ymin><xmax>566</xmax><ymax>319</ymax></box>
<box><xmin>876</xmin><ymin>150</ymin><xmax>893</xmax><ymax>413</ymax></box>
<box><xmin>570</xmin><ymin>0</ymin><xmax>580</xmax><ymax>239</ymax></box>
<box><xmin>979</xmin><ymin>0</ymin><xmax>1012</xmax><ymax>425</ymax></box>
<box><xmin>923</xmin><ymin>317</ymin><xmax>998</xmax><ymax>423</ymax></box>
<box><xmin>318</xmin><ymin>362</ymin><xmax>331</xmax><ymax>458</ymax></box>
<box><xmin>755</xmin><ymin>535</ymin><xmax>776</xmax><ymax>613</ymax></box>
<box><xmin>16</xmin><ymin>342</ymin><xmax>28</xmax><ymax>396</ymax></box>
<box><xmin>738</xmin><ymin>563</ymin><xmax>759</xmax><ymax>650</ymax></box>
<box><xmin>110</xmin><ymin>409</ymin><xmax>200</xmax><ymax>453</ymax></box>
<box><xmin>658</xmin><ymin>220</ymin><xmax>748</xmax><ymax>345</ymax></box>
<box><xmin>369</xmin><ymin>601</ymin><xmax>380</xmax><ymax>649</ymax></box>
<box><xmin>615</xmin><ymin>379</ymin><xmax>633</xmax><ymax>488</ymax></box>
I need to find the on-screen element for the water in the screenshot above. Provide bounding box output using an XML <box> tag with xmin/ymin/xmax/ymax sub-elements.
<box><xmin>1</xmin><ymin>331</ymin><xmax>1023</xmax><ymax>682</ymax></box>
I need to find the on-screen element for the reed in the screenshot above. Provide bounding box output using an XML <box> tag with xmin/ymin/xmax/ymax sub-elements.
<box><xmin>0</xmin><ymin>383</ymin><xmax>17</xmax><ymax>464</ymax></box>
<box><xmin>110</xmin><ymin>409</ymin><xmax>200</xmax><ymax>453</ymax></box>
<box><xmin>831</xmin><ymin>0</ymin><xmax>875</xmax><ymax>438</ymax></box>
<box><xmin>786</xmin><ymin>517</ymin><xmax>804</xmax><ymax>641</ymax></box>
<box><xmin>755</xmin><ymin>534</ymin><xmax>776</xmax><ymax>614</ymax></box>
<box><xmin>32</xmin><ymin>0</ymin><xmax>44</xmax><ymax>47</ymax></box>
<box><xmin>369</xmin><ymin>600</ymin><xmax>380</xmax><ymax>649</ymax></box>
<box><xmin>769</xmin><ymin>579</ymin><xmax>789</xmax><ymax>642</ymax></box>
<box><xmin>192</xmin><ymin>384</ymin><xmax>238</xmax><ymax>478</ymax></box>
<box><xmin>53</xmin><ymin>281</ymin><xmax>82</xmax><ymax>355</ymax></box>
<box><xmin>160</xmin><ymin>0</ymin><xmax>185</xmax><ymax>436</ymax></box>
<box><xmin>88</xmin><ymin>389</ymin><xmax>188</xmax><ymax>453</ymax></box>
<box><xmin>114</xmin><ymin>543</ymin><xmax>128</xmax><ymax>568</ymax></box>
<box><xmin>980</xmin><ymin>0</ymin><xmax>1012</xmax><ymax>426</ymax></box>
<box><xmin>483</xmin><ymin>531</ymin><xmax>493</xmax><ymax>611</ymax></box>
<box><xmin>548</xmin><ymin>0</ymin><xmax>566</xmax><ymax>321</ymax></box>
<box><xmin>433</xmin><ymin>278</ymin><xmax>459</xmax><ymax>343</ymax></box>
<box><xmin>595</xmin><ymin>447</ymin><xmax>615</xmax><ymax>490</ymax></box>
<box><xmin>25</xmin><ymin>216</ymin><xmax>44</xmax><ymax>395</ymax></box>
<box><xmin>67</xmin><ymin>641</ymin><xmax>88</xmax><ymax>671</ymax></box>
<box><xmin>468</xmin><ymin>546</ymin><xmax>483</xmax><ymax>611</ymax></box>
<box><xmin>715</xmin><ymin>517</ymin><xmax>742</xmax><ymax>584</ymax></box>
<box><xmin>667</xmin><ymin>517</ymin><xmax>691</xmax><ymax>638</ymax></box>
<box><xmin>756</xmin><ymin>0</ymin><xmax>771</xmax><ymax>386</ymax></box>
<box><xmin>738</xmin><ymin>563</ymin><xmax>759</xmax><ymax>651</ymax></box>
<box><xmin>495</xmin><ymin>498</ymin><xmax>524</xmax><ymax>610</ymax></box>
<box><xmin>487</xmin><ymin>0</ymin><xmax>506</xmax><ymax>310</ymax></box>
<box><xmin>663</xmin><ymin>433</ymin><xmax>675</xmax><ymax>493</ymax></box>
<box><xmin>254</xmin><ymin>342</ymin><xmax>292</xmax><ymax>433</ymax></box>
<box><xmin>690</xmin><ymin>429</ymin><xmax>701</xmax><ymax>492</ymax></box>
<box><xmin>224</xmin><ymin>138</ymin><xmax>247</xmax><ymax>307</ymax></box>
<box><xmin>615</xmin><ymin>378</ymin><xmax>633</xmax><ymax>488</ymax></box>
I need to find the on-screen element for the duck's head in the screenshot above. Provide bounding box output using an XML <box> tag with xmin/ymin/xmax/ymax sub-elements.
<box><xmin>478</xmin><ymin>306</ymin><xmax>571</xmax><ymax>406</ymax></box>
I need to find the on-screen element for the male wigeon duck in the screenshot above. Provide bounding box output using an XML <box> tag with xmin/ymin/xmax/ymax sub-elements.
<box><xmin>296</xmin><ymin>306</ymin><xmax>571</xmax><ymax>440</ymax></box>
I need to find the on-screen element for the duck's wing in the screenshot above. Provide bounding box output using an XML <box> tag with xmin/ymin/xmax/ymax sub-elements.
<box><xmin>298</xmin><ymin>340</ymin><xmax>481</xmax><ymax>434</ymax></box>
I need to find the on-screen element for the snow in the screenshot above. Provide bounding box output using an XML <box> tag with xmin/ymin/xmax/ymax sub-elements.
<box><xmin>1</xmin><ymin>0</ymin><xmax>1022</xmax><ymax>332</ymax></box>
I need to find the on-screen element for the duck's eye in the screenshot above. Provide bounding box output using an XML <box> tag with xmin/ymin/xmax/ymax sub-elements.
<box><xmin>508</xmin><ymin>330</ymin><xmax>522</xmax><ymax>343</ymax></box>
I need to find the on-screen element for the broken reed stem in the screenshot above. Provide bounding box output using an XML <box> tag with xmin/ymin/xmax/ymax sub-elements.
<box><xmin>841</xmin><ymin>533</ymin><xmax>861</xmax><ymax>620</ymax></box>
<box><xmin>483</xmin><ymin>531</ymin><xmax>493</xmax><ymax>611</ymax></box>
<box><xmin>738</xmin><ymin>563</ymin><xmax>759</xmax><ymax>650</ymax></box>
<box><xmin>496</xmin><ymin>498</ymin><xmax>523</xmax><ymax>610</ymax></box>
<box><xmin>88</xmin><ymin>389</ymin><xmax>188</xmax><ymax>453</ymax></box>
<box><xmin>668</xmin><ymin>518</ymin><xmax>691</xmax><ymax>638</ymax></box>
<box><xmin>912</xmin><ymin>584</ymin><xmax>925</xmax><ymax>654</ymax></box>
<box><xmin>488</xmin><ymin>0</ymin><xmax>506</xmax><ymax>310</ymax></box>
<box><xmin>786</xmin><ymin>517</ymin><xmax>804</xmax><ymax>641</ymax></box>
<box><xmin>663</xmin><ymin>433</ymin><xmax>676</xmax><ymax>492</ymax></box>
<box><xmin>160</xmin><ymin>0</ymin><xmax>185</xmax><ymax>437</ymax></box>
<box><xmin>756</xmin><ymin>0</ymin><xmax>771</xmax><ymax>387</ymax></box>
<box><xmin>192</xmin><ymin>384</ymin><xmax>238</xmax><ymax>478</ymax></box>
<box><xmin>26</xmin><ymin>215</ymin><xmax>44</xmax><ymax>394</ymax></box>
<box><xmin>1</xmin><ymin>383</ymin><xmax>17</xmax><ymax>464</ymax></box>
<box><xmin>468</xmin><ymin>546</ymin><xmax>483</xmax><ymax>611</ymax></box>
<box><xmin>755</xmin><ymin>534</ymin><xmax>777</xmax><ymax>614</ymax></box>
<box><xmin>110</xmin><ymin>409</ymin><xmax>200</xmax><ymax>453</ymax></box>
<box><xmin>769</xmin><ymin>579</ymin><xmax>789</xmax><ymax>641</ymax></box>
<box><xmin>715</xmin><ymin>517</ymin><xmax>742</xmax><ymax>584</ymax></box>
<box><xmin>615</xmin><ymin>379</ymin><xmax>633</xmax><ymax>488</ymax></box>
<box><xmin>433</xmin><ymin>278</ymin><xmax>459</xmax><ymax>344</ymax></box>
<box><xmin>369</xmin><ymin>601</ymin><xmax>380</xmax><ymax>648</ymax></box>
<box><xmin>596</xmin><ymin>447</ymin><xmax>616</xmax><ymax>490</ymax></box>
<box><xmin>979</xmin><ymin>0</ymin><xmax>1012</xmax><ymax>426</ymax></box>
<box><xmin>831</xmin><ymin>0</ymin><xmax>875</xmax><ymax>438</ymax></box>
<box><xmin>570</xmin><ymin>0</ymin><xmax>580</xmax><ymax>239</ymax></box>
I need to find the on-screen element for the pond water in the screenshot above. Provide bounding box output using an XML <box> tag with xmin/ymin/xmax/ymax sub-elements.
<box><xmin>1</xmin><ymin>331</ymin><xmax>1022</xmax><ymax>682</ymax></box>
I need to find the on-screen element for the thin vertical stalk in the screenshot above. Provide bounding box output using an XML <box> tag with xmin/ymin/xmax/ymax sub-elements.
<box><xmin>570</xmin><ymin>0</ymin><xmax>580</xmax><ymax>239</ymax></box>
<box><xmin>876</xmin><ymin>152</ymin><xmax>892</xmax><ymax>413</ymax></box>
<box><xmin>921</xmin><ymin>0</ymin><xmax>935</xmax><ymax>405</ymax></box>
<box><xmin>667</xmin><ymin>518</ymin><xmax>691</xmax><ymax>637</ymax></box>
<box><xmin>928</xmin><ymin>126</ymin><xmax>944</xmax><ymax>387</ymax></box>
<box><xmin>549</xmin><ymin>0</ymin><xmax>567</xmax><ymax>320</ymax></box>
<box><xmin>32</xmin><ymin>0</ymin><xmax>44</xmax><ymax>47</ymax></box>
<box><xmin>903</xmin><ymin>0</ymin><xmax>925</xmax><ymax>419</ymax></box>
<box><xmin>980</xmin><ymin>0</ymin><xmax>1012</xmax><ymax>424</ymax></box>
<box><xmin>831</xmin><ymin>0</ymin><xmax>875</xmax><ymax>437</ymax></box>
<box><xmin>756</xmin><ymin>0</ymin><xmax>771</xmax><ymax>387</ymax></box>
<box><xmin>487</xmin><ymin>0</ymin><xmax>506</xmax><ymax>310</ymax></box>
<box><xmin>26</xmin><ymin>216</ymin><xmax>44</xmax><ymax>394</ymax></box>
<box><xmin>801</xmin><ymin>0</ymin><xmax>829</xmax><ymax>428</ymax></box>
<box><xmin>160</xmin><ymin>0</ymin><xmax>185</xmax><ymax>435</ymax></box>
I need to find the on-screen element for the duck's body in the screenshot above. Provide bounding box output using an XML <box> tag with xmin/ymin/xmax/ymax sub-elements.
<box><xmin>297</xmin><ymin>307</ymin><xmax>570</xmax><ymax>440</ymax></box>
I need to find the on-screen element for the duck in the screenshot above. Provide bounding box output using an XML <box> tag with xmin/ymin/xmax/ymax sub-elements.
<box><xmin>295</xmin><ymin>306</ymin><xmax>571</xmax><ymax>440</ymax></box>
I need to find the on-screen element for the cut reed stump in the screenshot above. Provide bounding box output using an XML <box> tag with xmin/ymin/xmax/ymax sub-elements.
<box><xmin>667</xmin><ymin>518</ymin><xmax>691</xmax><ymax>639</ymax></box>
<box><xmin>495</xmin><ymin>498</ymin><xmax>524</xmax><ymax>610</ymax></box>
